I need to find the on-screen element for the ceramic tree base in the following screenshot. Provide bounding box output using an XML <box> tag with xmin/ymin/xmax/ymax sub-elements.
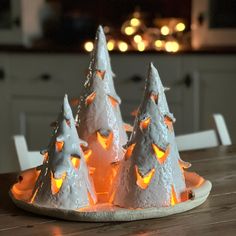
<box><xmin>10</xmin><ymin>171</ymin><xmax>212</xmax><ymax>222</ymax></box>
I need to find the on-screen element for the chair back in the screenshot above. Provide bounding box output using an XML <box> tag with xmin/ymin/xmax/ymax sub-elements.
<box><xmin>13</xmin><ymin>135</ymin><xmax>43</xmax><ymax>171</ymax></box>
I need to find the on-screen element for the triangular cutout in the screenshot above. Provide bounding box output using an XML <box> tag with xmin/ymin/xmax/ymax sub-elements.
<box><xmin>124</xmin><ymin>143</ymin><xmax>136</xmax><ymax>160</ymax></box>
<box><xmin>135</xmin><ymin>166</ymin><xmax>155</xmax><ymax>190</ymax></box>
<box><xmin>96</xmin><ymin>130</ymin><xmax>113</xmax><ymax>150</ymax></box>
<box><xmin>152</xmin><ymin>144</ymin><xmax>169</xmax><ymax>164</ymax></box>
<box><xmin>108</xmin><ymin>95</ymin><xmax>119</xmax><ymax>107</ymax></box>
<box><xmin>85</xmin><ymin>91</ymin><xmax>96</xmax><ymax>106</ymax></box>
<box><xmin>51</xmin><ymin>172</ymin><xmax>66</xmax><ymax>195</ymax></box>
<box><xmin>96</xmin><ymin>70</ymin><xmax>106</xmax><ymax>80</ymax></box>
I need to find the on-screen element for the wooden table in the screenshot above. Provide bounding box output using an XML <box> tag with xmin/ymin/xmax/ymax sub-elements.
<box><xmin>0</xmin><ymin>145</ymin><xmax>236</xmax><ymax>235</ymax></box>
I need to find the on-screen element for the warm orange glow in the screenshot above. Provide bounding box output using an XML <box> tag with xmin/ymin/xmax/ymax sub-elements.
<box><xmin>11</xmin><ymin>169</ymin><xmax>40</xmax><ymax>201</ymax></box>
<box><xmin>137</xmin><ymin>41</ymin><xmax>146</xmax><ymax>51</ymax></box>
<box><xmin>108</xmin><ymin>95</ymin><xmax>119</xmax><ymax>107</ymax></box>
<box><xmin>30</xmin><ymin>187</ymin><xmax>39</xmax><ymax>204</ymax></box>
<box><xmin>164</xmin><ymin>116</ymin><xmax>173</xmax><ymax>131</ymax></box>
<box><xmin>84</xmin><ymin>149</ymin><xmax>92</xmax><ymax>162</ymax></box>
<box><xmin>71</xmin><ymin>157</ymin><xmax>80</xmax><ymax>169</ymax></box>
<box><xmin>155</xmin><ymin>40</ymin><xmax>164</xmax><ymax>49</ymax></box>
<box><xmin>134</xmin><ymin>34</ymin><xmax>142</xmax><ymax>43</ymax></box>
<box><xmin>135</xmin><ymin>166</ymin><xmax>155</xmax><ymax>190</ymax></box>
<box><xmin>97</xmin><ymin>131</ymin><xmax>113</xmax><ymax>150</ymax></box>
<box><xmin>84</xmin><ymin>41</ymin><xmax>94</xmax><ymax>52</ymax></box>
<box><xmin>130</xmin><ymin>18</ymin><xmax>141</xmax><ymax>27</ymax></box>
<box><xmin>140</xmin><ymin>117</ymin><xmax>151</xmax><ymax>130</ymax></box>
<box><xmin>107</xmin><ymin>40</ymin><xmax>115</xmax><ymax>51</ymax></box>
<box><xmin>160</xmin><ymin>25</ymin><xmax>170</xmax><ymax>35</ymax></box>
<box><xmin>88</xmin><ymin>191</ymin><xmax>96</xmax><ymax>205</ymax></box>
<box><xmin>51</xmin><ymin>172</ymin><xmax>66</xmax><ymax>195</ymax></box>
<box><xmin>165</xmin><ymin>41</ymin><xmax>179</xmax><ymax>53</ymax></box>
<box><xmin>150</xmin><ymin>93</ymin><xmax>158</xmax><ymax>104</ymax></box>
<box><xmin>125</xmin><ymin>143</ymin><xmax>136</xmax><ymax>160</ymax></box>
<box><xmin>85</xmin><ymin>91</ymin><xmax>96</xmax><ymax>106</ymax></box>
<box><xmin>124</xmin><ymin>26</ymin><xmax>135</xmax><ymax>35</ymax></box>
<box><xmin>118</xmin><ymin>41</ymin><xmax>128</xmax><ymax>52</ymax></box>
<box><xmin>152</xmin><ymin>144</ymin><xmax>170</xmax><ymax>164</ymax></box>
<box><xmin>55</xmin><ymin>141</ymin><xmax>64</xmax><ymax>152</ymax></box>
<box><xmin>170</xmin><ymin>185</ymin><xmax>178</xmax><ymax>206</ymax></box>
<box><xmin>175</xmin><ymin>22</ymin><xmax>185</xmax><ymax>31</ymax></box>
<box><xmin>89</xmin><ymin>167</ymin><xmax>96</xmax><ymax>175</ymax></box>
<box><xmin>96</xmin><ymin>70</ymin><xmax>106</xmax><ymax>80</ymax></box>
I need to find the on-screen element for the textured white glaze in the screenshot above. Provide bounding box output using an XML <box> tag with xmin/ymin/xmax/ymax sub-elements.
<box><xmin>32</xmin><ymin>95</ymin><xmax>97</xmax><ymax>210</ymax></box>
<box><xmin>76</xmin><ymin>26</ymin><xmax>128</xmax><ymax>201</ymax></box>
<box><xmin>112</xmin><ymin>63</ymin><xmax>186</xmax><ymax>208</ymax></box>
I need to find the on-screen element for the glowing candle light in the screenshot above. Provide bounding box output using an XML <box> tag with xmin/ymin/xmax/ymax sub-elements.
<box><xmin>137</xmin><ymin>41</ymin><xmax>146</xmax><ymax>51</ymax></box>
<box><xmin>165</xmin><ymin>41</ymin><xmax>179</xmax><ymax>53</ymax></box>
<box><xmin>160</xmin><ymin>26</ymin><xmax>170</xmax><ymax>36</ymax></box>
<box><xmin>124</xmin><ymin>26</ymin><xmax>135</xmax><ymax>35</ymax></box>
<box><xmin>84</xmin><ymin>41</ymin><xmax>94</xmax><ymax>52</ymax></box>
<box><xmin>118</xmin><ymin>41</ymin><xmax>128</xmax><ymax>52</ymax></box>
<box><xmin>134</xmin><ymin>34</ymin><xmax>142</xmax><ymax>43</ymax></box>
<box><xmin>107</xmin><ymin>40</ymin><xmax>115</xmax><ymax>51</ymax></box>
<box><xmin>175</xmin><ymin>22</ymin><xmax>185</xmax><ymax>32</ymax></box>
<box><xmin>130</xmin><ymin>18</ymin><xmax>141</xmax><ymax>27</ymax></box>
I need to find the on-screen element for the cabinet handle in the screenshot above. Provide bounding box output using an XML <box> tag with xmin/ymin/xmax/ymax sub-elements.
<box><xmin>172</xmin><ymin>74</ymin><xmax>192</xmax><ymax>88</ymax></box>
<box><xmin>129</xmin><ymin>75</ymin><xmax>143</xmax><ymax>83</ymax></box>
<box><xmin>0</xmin><ymin>68</ymin><xmax>5</xmax><ymax>81</ymax></box>
<box><xmin>40</xmin><ymin>73</ymin><xmax>52</xmax><ymax>82</ymax></box>
<box><xmin>183</xmin><ymin>74</ymin><xmax>192</xmax><ymax>88</ymax></box>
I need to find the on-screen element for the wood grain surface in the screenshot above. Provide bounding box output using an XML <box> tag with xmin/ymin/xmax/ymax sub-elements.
<box><xmin>0</xmin><ymin>145</ymin><xmax>236</xmax><ymax>235</ymax></box>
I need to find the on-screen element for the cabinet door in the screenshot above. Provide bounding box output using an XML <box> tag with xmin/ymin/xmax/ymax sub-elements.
<box><xmin>183</xmin><ymin>55</ymin><xmax>236</xmax><ymax>142</ymax></box>
<box><xmin>11</xmin><ymin>97</ymin><xmax>62</xmax><ymax>151</ymax></box>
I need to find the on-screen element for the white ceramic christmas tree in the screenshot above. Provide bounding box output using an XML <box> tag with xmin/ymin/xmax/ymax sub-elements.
<box><xmin>76</xmin><ymin>26</ymin><xmax>128</xmax><ymax>202</ymax></box>
<box><xmin>111</xmin><ymin>63</ymin><xmax>186</xmax><ymax>208</ymax></box>
<box><xmin>31</xmin><ymin>94</ymin><xmax>97</xmax><ymax>209</ymax></box>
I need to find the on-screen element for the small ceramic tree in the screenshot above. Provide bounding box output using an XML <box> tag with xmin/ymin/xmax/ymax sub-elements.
<box><xmin>31</xmin><ymin>95</ymin><xmax>97</xmax><ymax>209</ymax></box>
<box><xmin>76</xmin><ymin>26</ymin><xmax>128</xmax><ymax>202</ymax></box>
<box><xmin>111</xmin><ymin>63</ymin><xmax>186</xmax><ymax>208</ymax></box>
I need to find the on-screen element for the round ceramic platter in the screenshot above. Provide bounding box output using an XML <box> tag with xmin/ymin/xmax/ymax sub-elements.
<box><xmin>10</xmin><ymin>180</ymin><xmax>212</xmax><ymax>222</ymax></box>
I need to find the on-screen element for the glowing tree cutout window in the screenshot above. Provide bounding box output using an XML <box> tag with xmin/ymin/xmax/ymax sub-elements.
<box><xmin>85</xmin><ymin>91</ymin><xmax>96</xmax><ymax>106</ymax></box>
<box><xmin>96</xmin><ymin>130</ymin><xmax>113</xmax><ymax>150</ymax></box>
<box><xmin>164</xmin><ymin>115</ymin><xmax>173</xmax><ymax>132</ymax></box>
<box><xmin>152</xmin><ymin>144</ymin><xmax>170</xmax><ymax>164</ymax></box>
<box><xmin>170</xmin><ymin>185</ymin><xmax>178</xmax><ymax>206</ymax></box>
<box><xmin>55</xmin><ymin>141</ymin><xmax>64</xmax><ymax>152</ymax></box>
<box><xmin>135</xmin><ymin>165</ymin><xmax>155</xmax><ymax>190</ymax></box>
<box><xmin>96</xmin><ymin>70</ymin><xmax>106</xmax><ymax>80</ymax></box>
<box><xmin>108</xmin><ymin>95</ymin><xmax>119</xmax><ymax>107</ymax></box>
<box><xmin>51</xmin><ymin>172</ymin><xmax>66</xmax><ymax>195</ymax></box>
<box><xmin>150</xmin><ymin>93</ymin><xmax>158</xmax><ymax>104</ymax></box>
<box><xmin>125</xmin><ymin>143</ymin><xmax>136</xmax><ymax>160</ymax></box>
<box><xmin>71</xmin><ymin>156</ymin><xmax>81</xmax><ymax>169</ymax></box>
<box><xmin>139</xmin><ymin>117</ymin><xmax>151</xmax><ymax>130</ymax></box>
<box><xmin>83</xmin><ymin>149</ymin><xmax>92</xmax><ymax>162</ymax></box>
<box><xmin>30</xmin><ymin>187</ymin><xmax>39</xmax><ymax>204</ymax></box>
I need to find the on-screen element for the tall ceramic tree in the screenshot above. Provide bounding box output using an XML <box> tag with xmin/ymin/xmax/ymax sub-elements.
<box><xmin>111</xmin><ymin>63</ymin><xmax>186</xmax><ymax>208</ymax></box>
<box><xmin>146</xmin><ymin>63</ymin><xmax>191</xmax><ymax>170</ymax></box>
<box><xmin>31</xmin><ymin>95</ymin><xmax>97</xmax><ymax>209</ymax></box>
<box><xmin>76</xmin><ymin>26</ymin><xmax>128</xmax><ymax>202</ymax></box>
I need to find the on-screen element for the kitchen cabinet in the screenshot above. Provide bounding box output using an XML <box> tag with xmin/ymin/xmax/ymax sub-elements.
<box><xmin>0</xmin><ymin>52</ymin><xmax>235</xmax><ymax>172</ymax></box>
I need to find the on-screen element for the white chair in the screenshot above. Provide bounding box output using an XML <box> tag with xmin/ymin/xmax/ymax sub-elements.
<box><xmin>176</xmin><ymin>113</ymin><xmax>231</xmax><ymax>151</ymax></box>
<box><xmin>13</xmin><ymin>135</ymin><xmax>43</xmax><ymax>171</ymax></box>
